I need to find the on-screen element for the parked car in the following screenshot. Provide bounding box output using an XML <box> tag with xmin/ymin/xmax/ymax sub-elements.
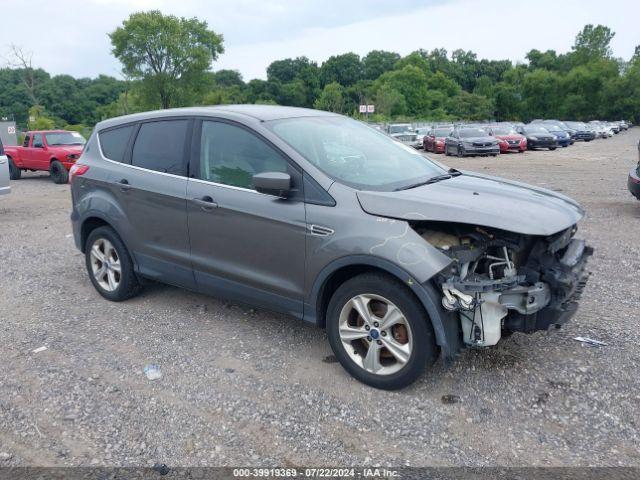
<box><xmin>423</xmin><ymin>126</ymin><xmax>453</xmax><ymax>153</ymax></box>
<box><xmin>5</xmin><ymin>130</ymin><xmax>86</xmax><ymax>184</ymax></box>
<box><xmin>488</xmin><ymin>125</ymin><xmax>527</xmax><ymax>153</ymax></box>
<box><xmin>516</xmin><ymin>125</ymin><xmax>557</xmax><ymax>150</ymax></box>
<box><xmin>589</xmin><ymin>121</ymin><xmax>613</xmax><ymax>138</ymax></box>
<box><xmin>628</xmin><ymin>140</ymin><xmax>640</xmax><ymax>201</ymax></box>
<box><xmin>0</xmin><ymin>138</ymin><xmax>10</xmax><ymax>196</ymax></box>
<box><xmin>539</xmin><ymin>122</ymin><xmax>572</xmax><ymax>147</ymax></box>
<box><xmin>387</xmin><ymin>123</ymin><xmax>418</xmax><ymax>148</ymax></box>
<box><xmin>414</xmin><ymin>127</ymin><xmax>430</xmax><ymax>149</ymax></box>
<box><xmin>70</xmin><ymin>105</ymin><xmax>591</xmax><ymax>390</ymax></box>
<box><xmin>444</xmin><ymin>127</ymin><xmax>500</xmax><ymax>157</ymax></box>
<box><xmin>564</xmin><ymin>121</ymin><xmax>596</xmax><ymax>142</ymax></box>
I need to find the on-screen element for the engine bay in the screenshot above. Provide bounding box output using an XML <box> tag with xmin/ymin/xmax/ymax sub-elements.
<box><xmin>412</xmin><ymin>222</ymin><xmax>592</xmax><ymax>347</ymax></box>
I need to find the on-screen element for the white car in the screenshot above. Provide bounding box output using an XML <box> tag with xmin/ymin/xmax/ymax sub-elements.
<box><xmin>0</xmin><ymin>139</ymin><xmax>10</xmax><ymax>196</ymax></box>
<box><xmin>589</xmin><ymin>121</ymin><xmax>613</xmax><ymax>138</ymax></box>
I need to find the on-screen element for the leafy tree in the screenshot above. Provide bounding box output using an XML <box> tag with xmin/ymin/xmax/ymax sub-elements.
<box><xmin>320</xmin><ymin>53</ymin><xmax>362</xmax><ymax>87</ymax></box>
<box><xmin>109</xmin><ymin>10</ymin><xmax>224</xmax><ymax>109</ymax></box>
<box><xmin>375</xmin><ymin>84</ymin><xmax>407</xmax><ymax>117</ymax></box>
<box><xmin>394</xmin><ymin>51</ymin><xmax>430</xmax><ymax>75</ymax></box>
<box><xmin>213</xmin><ymin>70</ymin><xmax>244</xmax><ymax>88</ymax></box>
<box><xmin>362</xmin><ymin>50</ymin><xmax>400</xmax><ymax>80</ymax></box>
<box><xmin>447</xmin><ymin>92</ymin><xmax>494</xmax><ymax>121</ymax></box>
<box><xmin>314</xmin><ymin>82</ymin><xmax>345</xmax><ymax>112</ymax></box>
<box><xmin>572</xmin><ymin>24</ymin><xmax>615</xmax><ymax>65</ymax></box>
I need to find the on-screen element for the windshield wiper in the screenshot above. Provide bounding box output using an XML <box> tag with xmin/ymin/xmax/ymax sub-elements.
<box><xmin>394</xmin><ymin>169</ymin><xmax>462</xmax><ymax>191</ymax></box>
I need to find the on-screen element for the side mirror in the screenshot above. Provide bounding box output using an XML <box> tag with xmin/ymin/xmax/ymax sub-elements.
<box><xmin>253</xmin><ymin>172</ymin><xmax>291</xmax><ymax>198</ymax></box>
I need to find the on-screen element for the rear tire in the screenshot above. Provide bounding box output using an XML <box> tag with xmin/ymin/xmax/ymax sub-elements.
<box><xmin>8</xmin><ymin>158</ymin><xmax>21</xmax><ymax>180</ymax></box>
<box><xmin>549</xmin><ymin>147</ymin><xmax>557</xmax><ymax>151</ymax></box>
<box><xmin>326</xmin><ymin>273</ymin><xmax>438</xmax><ymax>390</ymax></box>
<box><xmin>457</xmin><ymin>145</ymin><xmax>464</xmax><ymax>158</ymax></box>
<box><xmin>85</xmin><ymin>226</ymin><xmax>141</xmax><ymax>302</ymax></box>
<box><xmin>50</xmin><ymin>160</ymin><xmax>69</xmax><ymax>184</ymax></box>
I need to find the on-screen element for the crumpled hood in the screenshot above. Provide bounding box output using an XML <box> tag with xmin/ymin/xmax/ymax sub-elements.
<box><xmin>357</xmin><ymin>171</ymin><xmax>584</xmax><ymax>236</ymax></box>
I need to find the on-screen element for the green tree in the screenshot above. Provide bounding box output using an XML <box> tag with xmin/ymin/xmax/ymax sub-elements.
<box><xmin>320</xmin><ymin>53</ymin><xmax>362</xmax><ymax>87</ymax></box>
<box><xmin>109</xmin><ymin>10</ymin><xmax>224</xmax><ymax>109</ymax></box>
<box><xmin>446</xmin><ymin>91</ymin><xmax>494</xmax><ymax>121</ymax></box>
<box><xmin>572</xmin><ymin>24</ymin><xmax>615</xmax><ymax>65</ymax></box>
<box><xmin>362</xmin><ymin>50</ymin><xmax>400</xmax><ymax>80</ymax></box>
<box><xmin>374</xmin><ymin>65</ymin><xmax>430</xmax><ymax>117</ymax></box>
<box><xmin>314</xmin><ymin>82</ymin><xmax>345</xmax><ymax>112</ymax></box>
<box><xmin>374</xmin><ymin>84</ymin><xmax>407</xmax><ymax>117</ymax></box>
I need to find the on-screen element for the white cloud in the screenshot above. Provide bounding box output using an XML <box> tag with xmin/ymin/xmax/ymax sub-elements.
<box><xmin>1</xmin><ymin>0</ymin><xmax>637</xmax><ymax>81</ymax></box>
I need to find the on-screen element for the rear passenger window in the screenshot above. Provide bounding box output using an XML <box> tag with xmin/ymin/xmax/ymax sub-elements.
<box><xmin>131</xmin><ymin>120</ymin><xmax>188</xmax><ymax>175</ymax></box>
<box><xmin>199</xmin><ymin>121</ymin><xmax>288</xmax><ymax>189</ymax></box>
<box><xmin>100</xmin><ymin>125</ymin><xmax>135</xmax><ymax>162</ymax></box>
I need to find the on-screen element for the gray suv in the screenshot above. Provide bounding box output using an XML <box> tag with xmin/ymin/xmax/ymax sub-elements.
<box><xmin>71</xmin><ymin>105</ymin><xmax>591</xmax><ymax>390</ymax></box>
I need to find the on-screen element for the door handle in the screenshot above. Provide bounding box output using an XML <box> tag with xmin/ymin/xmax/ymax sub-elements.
<box><xmin>192</xmin><ymin>196</ymin><xmax>218</xmax><ymax>211</ymax></box>
<box><xmin>117</xmin><ymin>179</ymin><xmax>131</xmax><ymax>192</ymax></box>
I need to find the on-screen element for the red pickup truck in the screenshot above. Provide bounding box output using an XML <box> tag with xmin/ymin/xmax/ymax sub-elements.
<box><xmin>5</xmin><ymin>130</ymin><xmax>86</xmax><ymax>184</ymax></box>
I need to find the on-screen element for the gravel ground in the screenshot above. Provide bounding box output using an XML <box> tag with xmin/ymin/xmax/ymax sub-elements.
<box><xmin>0</xmin><ymin>129</ymin><xmax>638</xmax><ymax>468</ymax></box>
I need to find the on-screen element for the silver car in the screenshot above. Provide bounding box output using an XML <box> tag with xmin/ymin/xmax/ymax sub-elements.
<box><xmin>70</xmin><ymin>105</ymin><xmax>592</xmax><ymax>390</ymax></box>
<box><xmin>0</xmin><ymin>139</ymin><xmax>10</xmax><ymax>196</ymax></box>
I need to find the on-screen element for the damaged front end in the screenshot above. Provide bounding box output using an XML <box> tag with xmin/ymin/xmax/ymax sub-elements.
<box><xmin>413</xmin><ymin>222</ymin><xmax>593</xmax><ymax>347</ymax></box>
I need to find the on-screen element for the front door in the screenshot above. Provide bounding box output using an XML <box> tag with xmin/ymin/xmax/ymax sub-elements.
<box><xmin>186</xmin><ymin>119</ymin><xmax>306</xmax><ymax>318</ymax></box>
<box><xmin>30</xmin><ymin>133</ymin><xmax>49</xmax><ymax>170</ymax></box>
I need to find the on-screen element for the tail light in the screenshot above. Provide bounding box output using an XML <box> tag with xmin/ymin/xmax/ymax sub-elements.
<box><xmin>69</xmin><ymin>164</ymin><xmax>89</xmax><ymax>184</ymax></box>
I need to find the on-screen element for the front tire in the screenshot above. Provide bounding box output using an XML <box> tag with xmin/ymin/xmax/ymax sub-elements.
<box><xmin>326</xmin><ymin>273</ymin><xmax>438</xmax><ymax>390</ymax></box>
<box><xmin>549</xmin><ymin>147</ymin><xmax>557</xmax><ymax>151</ymax></box>
<box><xmin>8</xmin><ymin>158</ymin><xmax>21</xmax><ymax>180</ymax></box>
<box><xmin>50</xmin><ymin>160</ymin><xmax>69</xmax><ymax>184</ymax></box>
<box><xmin>85</xmin><ymin>226</ymin><xmax>141</xmax><ymax>302</ymax></box>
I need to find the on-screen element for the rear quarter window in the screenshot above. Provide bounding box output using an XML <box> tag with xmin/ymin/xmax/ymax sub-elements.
<box><xmin>131</xmin><ymin>120</ymin><xmax>189</xmax><ymax>175</ymax></box>
<box><xmin>99</xmin><ymin>125</ymin><xmax>135</xmax><ymax>162</ymax></box>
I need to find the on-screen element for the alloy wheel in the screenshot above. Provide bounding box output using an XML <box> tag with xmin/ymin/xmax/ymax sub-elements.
<box><xmin>338</xmin><ymin>294</ymin><xmax>413</xmax><ymax>376</ymax></box>
<box><xmin>89</xmin><ymin>238</ymin><xmax>121</xmax><ymax>292</ymax></box>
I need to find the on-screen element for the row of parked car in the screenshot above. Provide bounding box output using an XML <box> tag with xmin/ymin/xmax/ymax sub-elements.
<box><xmin>384</xmin><ymin>119</ymin><xmax>632</xmax><ymax>157</ymax></box>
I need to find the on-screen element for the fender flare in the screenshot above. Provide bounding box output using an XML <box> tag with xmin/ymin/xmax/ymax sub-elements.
<box><xmin>306</xmin><ymin>254</ymin><xmax>459</xmax><ymax>359</ymax></box>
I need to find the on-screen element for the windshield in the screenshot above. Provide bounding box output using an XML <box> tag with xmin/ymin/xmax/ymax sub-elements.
<box><xmin>458</xmin><ymin>128</ymin><xmax>487</xmax><ymax>138</ymax></box>
<box><xmin>268</xmin><ymin>116</ymin><xmax>446</xmax><ymax>191</ymax></box>
<box><xmin>492</xmin><ymin>127</ymin><xmax>517</xmax><ymax>135</ymax></box>
<box><xmin>45</xmin><ymin>131</ymin><xmax>86</xmax><ymax>146</ymax></box>
<box><xmin>525</xmin><ymin>125</ymin><xmax>549</xmax><ymax>134</ymax></box>
<box><xmin>388</xmin><ymin>124</ymin><xmax>412</xmax><ymax>134</ymax></box>
<box><xmin>415</xmin><ymin>128</ymin><xmax>429</xmax><ymax>134</ymax></box>
<box><xmin>434</xmin><ymin>128</ymin><xmax>452</xmax><ymax>137</ymax></box>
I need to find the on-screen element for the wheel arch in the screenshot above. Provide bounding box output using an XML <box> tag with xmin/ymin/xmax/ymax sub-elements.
<box><xmin>307</xmin><ymin>255</ymin><xmax>458</xmax><ymax>359</ymax></box>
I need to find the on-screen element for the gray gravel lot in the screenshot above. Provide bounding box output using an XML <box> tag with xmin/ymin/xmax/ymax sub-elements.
<box><xmin>0</xmin><ymin>129</ymin><xmax>639</xmax><ymax>467</ymax></box>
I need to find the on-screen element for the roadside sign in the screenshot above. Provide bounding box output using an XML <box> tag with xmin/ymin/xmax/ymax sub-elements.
<box><xmin>7</xmin><ymin>126</ymin><xmax>15</xmax><ymax>134</ymax></box>
<box><xmin>367</xmin><ymin>105</ymin><xmax>375</xmax><ymax>113</ymax></box>
<box><xmin>359</xmin><ymin>105</ymin><xmax>367</xmax><ymax>113</ymax></box>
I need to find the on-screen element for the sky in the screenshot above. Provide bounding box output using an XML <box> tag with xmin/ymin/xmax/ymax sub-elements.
<box><xmin>1</xmin><ymin>0</ymin><xmax>638</xmax><ymax>81</ymax></box>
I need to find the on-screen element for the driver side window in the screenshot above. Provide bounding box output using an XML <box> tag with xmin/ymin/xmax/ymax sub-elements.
<box><xmin>32</xmin><ymin>133</ymin><xmax>43</xmax><ymax>148</ymax></box>
<box><xmin>199</xmin><ymin>121</ymin><xmax>289</xmax><ymax>190</ymax></box>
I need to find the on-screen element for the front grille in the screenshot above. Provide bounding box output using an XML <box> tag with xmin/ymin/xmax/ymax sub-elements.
<box><xmin>397</xmin><ymin>135</ymin><xmax>416</xmax><ymax>141</ymax></box>
<box><xmin>472</xmin><ymin>142</ymin><xmax>492</xmax><ymax>147</ymax></box>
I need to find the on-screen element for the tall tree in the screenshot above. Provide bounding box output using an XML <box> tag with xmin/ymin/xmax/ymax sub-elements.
<box><xmin>320</xmin><ymin>53</ymin><xmax>362</xmax><ymax>88</ymax></box>
<box><xmin>572</xmin><ymin>24</ymin><xmax>615</xmax><ymax>65</ymax></box>
<box><xmin>109</xmin><ymin>10</ymin><xmax>224</xmax><ymax>109</ymax></box>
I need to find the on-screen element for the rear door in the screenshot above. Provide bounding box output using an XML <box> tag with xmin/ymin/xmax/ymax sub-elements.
<box><xmin>107</xmin><ymin>118</ymin><xmax>195</xmax><ymax>289</ymax></box>
<box><xmin>186</xmin><ymin>119</ymin><xmax>306</xmax><ymax>317</ymax></box>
